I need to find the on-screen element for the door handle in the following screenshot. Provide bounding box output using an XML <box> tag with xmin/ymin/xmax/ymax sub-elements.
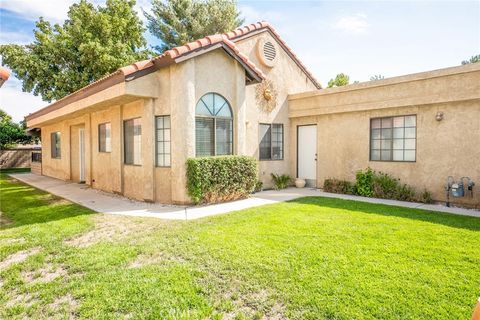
<box><xmin>315</xmin><ymin>153</ymin><xmax>317</xmax><ymax>161</ymax></box>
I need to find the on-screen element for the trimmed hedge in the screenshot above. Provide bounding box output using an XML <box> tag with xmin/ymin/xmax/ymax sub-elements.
<box><xmin>186</xmin><ymin>156</ymin><xmax>258</xmax><ymax>204</ymax></box>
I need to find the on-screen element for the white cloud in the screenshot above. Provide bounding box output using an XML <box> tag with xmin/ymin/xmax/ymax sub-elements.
<box><xmin>0</xmin><ymin>76</ymin><xmax>49</xmax><ymax>123</ymax></box>
<box><xmin>1</xmin><ymin>0</ymin><xmax>150</xmax><ymax>23</ymax></box>
<box><xmin>333</xmin><ymin>13</ymin><xmax>369</xmax><ymax>34</ymax></box>
<box><xmin>0</xmin><ymin>0</ymin><xmax>78</xmax><ymax>22</ymax></box>
<box><xmin>0</xmin><ymin>31</ymin><xmax>34</xmax><ymax>45</ymax></box>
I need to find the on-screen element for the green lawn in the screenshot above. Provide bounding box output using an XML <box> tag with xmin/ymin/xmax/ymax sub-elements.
<box><xmin>1</xmin><ymin>169</ymin><xmax>479</xmax><ymax>319</ymax></box>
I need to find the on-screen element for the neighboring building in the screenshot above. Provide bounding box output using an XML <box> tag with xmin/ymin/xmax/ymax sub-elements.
<box><xmin>26</xmin><ymin>22</ymin><xmax>480</xmax><ymax>208</ymax></box>
<box><xmin>0</xmin><ymin>145</ymin><xmax>41</xmax><ymax>170</ymax></box>
<box><xmin>0</xmin><ymin>66</ymin><xmax>10</xmax><ymax>87</ymax></box>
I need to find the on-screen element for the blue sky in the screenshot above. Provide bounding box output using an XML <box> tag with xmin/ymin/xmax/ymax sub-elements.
<box><xmin>1</xmin><ymin>0</ymin><xmax>479</xmax><ymax>122</ymax></box>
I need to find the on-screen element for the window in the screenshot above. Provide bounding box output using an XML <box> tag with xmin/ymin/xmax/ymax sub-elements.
<box><xmin>31</xmin><ymin>152</ymin><xmax>42</xmax><ymax>163</ymax></box>
<box><xmin>259</xmin><ymin>123</ymin><xmax>284</xmax><ymax>160</ymax></box>
<box><xmin>51</xmin><ymin>132</ymin><xmax>61</xmax><ymax>159</ymax></box>
<box><xmin>124</xmin><ymin>118</ymin><xmax>141</xmax><ymax>165</ymax></box>
<box><xmin>98</xmin><ymin>123</ymin><xmax>111</xmax><ymax>152</ymax></box>
<box><xmin>195</xmin><ymin>93</ymin><xmax>233</xmax><ymax>157</ymax></box>
<box><xmin>156</xmin><ymin>116</ymin><xmax>171</xmax><ymax>167</ymax></box>
<box><xmin>370</xmin><ymin>115</ymin><xmax>416</xmax><ymax>162</ymax></box>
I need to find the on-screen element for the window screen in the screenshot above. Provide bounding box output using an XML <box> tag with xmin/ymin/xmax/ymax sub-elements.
<box><xmin>51</xmin><ymin>132</ymin><xmax>61</xmax><ymax>159</ymax></box>
<box><xmin>370</xmin><ymin>115</ymin><xmax>416</xmax><ymax>161</ymax></box>
<box><xmin>156</xmin><ymin>116</ymin><xmax>171</xmax><ymax>166</ymax></box>
<box><xmin>98</xmin><ymin>123</ymin><xmax>111</xmax><ymax>152</ymax></box>
<box><xmin>124</xmin><ymin>118</ymin><xmax>141</xmax><ymax>165</ymax></box>
<box><xmin>259</xmin><ymin>123</ymin><xmax>284</xmax><ymax>160</ymax></box>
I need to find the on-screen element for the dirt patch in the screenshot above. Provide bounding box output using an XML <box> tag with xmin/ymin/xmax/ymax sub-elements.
<box><xmin>0</xmin><ymin>237</ymin><xmax>26</xmax><ymax>245</ymax></box>
<box><xmin>128</xmin><ymin>251</ymin><xmax>186</xmax><ymax>269</ymax></box>
<box><xmin>65</xmin><ymin>215</ymin><xmax>158</xmax><ymax>248</ymax></box>
<box><xmin>0</xmin><ymin>214</ymin><xmax>13</xmax><ymax>227</ymax></box>
<box><xmin>222</xmin><ymin>289</ymin><xmax>286</xmax><ymax>320</ymax></box>
<box><xmin>38</xmin><ymin>194</ymin><xmax>72</xmax><ymax>206</ymax></box>
<box><xmin>5</xmin><ymin>292</ymin><xmax>37</xmax><ymax>308</ymax></box>
<box><xmin>47</xmin><ymin>293</ymin><xmax>79</xmax><ymax>318</ymax></box>
<box><xmin>0</xmin><ymin>247</ymin><xmax>41</xmax><ymax>271</ymax></box>
<box><xmin>22</xmin><ymin>264</ymin><xmax>68</xmax><ymax>284</ymax></box>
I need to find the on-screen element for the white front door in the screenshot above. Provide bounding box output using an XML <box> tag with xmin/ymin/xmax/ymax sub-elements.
<box><xmin>79</xmin><ymin>128</ymin><xmax>85</xmax><ymax>182</ymax></box>
<box><xmin>297</xmin><ymin>125</ymin><xmax>317</xmax><ymax>187</ymax></box>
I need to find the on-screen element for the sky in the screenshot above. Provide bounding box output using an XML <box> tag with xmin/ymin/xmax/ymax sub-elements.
<box><xmin>0</xmin><ymin>0</ymin><xmax>479</xmax><ymax>122</ymax></box>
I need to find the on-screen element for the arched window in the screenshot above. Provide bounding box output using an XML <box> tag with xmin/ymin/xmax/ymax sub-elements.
<box><xmin>195</xmin><ymin>93</ymin><xmax>233</xmax><ymax>157</ymax></box>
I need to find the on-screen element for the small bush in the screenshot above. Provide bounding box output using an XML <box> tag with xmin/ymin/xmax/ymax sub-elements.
<box><xmin>395</xmin><ymin>184</ymin><xmax>416</xmax><ymax>202</ymax></box>
<box><xmin>355</xmin><ymin>168</ymin><xmax>374</xmax><ymax>197</ymax></box>
<box><xmin>329</xmin><ymin>168</ymin><xmax>432</xmax><ymax>203</ymax></box>
<box><xmin>271</xmin><ymin>173</ymin><xmax>291</xmax><ymax>190</ymax></box>
<box><xmin>186</xmin><ymin>156</ymin><xmax>258</xmax><ymax>204</ymax></box>
<box><xmin>419</xmin><ymin>189</ymin><xmax>434</xmax><ymax>204</ymax></box>
<box><xmin>323</xmin><ymin>178</ymin><xmax>356</xmax><ymax>194</ymax></box>
<box><xmin>372</xmin><ymin>171</ymin><xmax>400</xmax><ymax>199</ymax></box>
<box><xmin>254</xmin><ymin>180</ymin><xmax>263</xmax><ymax>193</ymax></box>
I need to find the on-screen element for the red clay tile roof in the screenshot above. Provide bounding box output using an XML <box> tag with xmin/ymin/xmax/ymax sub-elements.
<box><xmin>150</xmin><ymin>34</ymin><xmax>266</xmax><ymax>80</ymax></box>
<box><xmin>0</xmin><ymin>66</ymin><xmax>10</xmax><ymax>81</ymax></box>
<box><xmin>26</xmin><ymin>21</ymin><xmax>320</xmax><ymax>122</ymax></box>
<box><xmin>120</xmin><ymin>21</ymin><xmax>321</xmax><ymax>88</ymax></box>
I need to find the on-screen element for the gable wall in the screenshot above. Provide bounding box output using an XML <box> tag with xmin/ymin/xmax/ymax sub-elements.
<box><xmin>234</xmin><ymin>31</ymin><xmax>319</xmax><ymax>188</ymax></box>
<box><xmin>168</xmin><ymin>49</ymin><xmax>247</xmax><ymax>203</ymax></box>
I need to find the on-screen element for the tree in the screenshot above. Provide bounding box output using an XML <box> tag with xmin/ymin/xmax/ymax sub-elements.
<box><xmin>0</xmin><ymin>110</ymin><xmax>32</xmax><ymax>149</ymax></box>
<box><xmin>145</xmin><ymin>0</ymin><xmax>244</xmax><ymax>53</ymax></box>
<box><xmin>461</xmin><ymin>54</ymin><xmax>480</xmax><ymax>65</ymax></box>
<box><xmin>327</xmin><ymin>73</ymin><xmax>350</xmax><ymax>88</ymax></box>
<box><xmin>0</xmin><ymin>0</ymin><xmax>150</xmax><ymax>102</ymax></box>
<box><xmin>370</xmin><ymin>74</ymin><xmax>385</xmax><ymax>81</ymax></box>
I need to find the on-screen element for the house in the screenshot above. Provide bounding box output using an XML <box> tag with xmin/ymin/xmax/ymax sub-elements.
<box><xmin>26</xmin><ymin>22</ymin><xmax>480</xmax><ymax>207</ymax></box>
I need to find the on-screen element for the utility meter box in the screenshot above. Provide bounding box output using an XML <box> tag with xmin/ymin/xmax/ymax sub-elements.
<box><xmin>451</xmin><ymin>183</ymin><xmax>464</xmax><ymax>197</ymax></box>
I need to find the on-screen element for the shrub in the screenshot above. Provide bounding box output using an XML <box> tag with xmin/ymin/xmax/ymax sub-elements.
<box><xmin>323</xmin><ymin>178</ymin><xmax>356</xmax><ymax>194</ymax></box>
<box><xmin>271</xmin><ymin>173</ymin><xmax>291</xmax><ymax>190</ymax></box>
<box><xmin>419</xmin><ymin>189</ymin><xmax>434</xmax><ymax>204</ymax></box>
<box><xmin>254</xmin><ymin>180</ymin><xmax>263</xmax><ymax>193</ymax></box>
<box><xmin>395</xmin><ymin>184</ymin><xmax>416</xmax><ymax>202</ymax></box>
<box><xmin>355</xmin><ymin>168</ymin><xmax>374</xmax><ymax>197</ymax></box>
<box><xmin>372</xmin><ymin>171</ymin><xmax>400</xmax><ymax>199</ymax></box>
<box><xmin>186</xmin><ymin>156</ymin><xmax>258</xmax><ymax>204</ymax></box>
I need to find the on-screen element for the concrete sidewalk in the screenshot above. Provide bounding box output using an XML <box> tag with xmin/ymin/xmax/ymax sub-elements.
<box><xmin>9</xmin><ymin>173</ymin><xmax>480</xmax><ymax>219</ymax></box>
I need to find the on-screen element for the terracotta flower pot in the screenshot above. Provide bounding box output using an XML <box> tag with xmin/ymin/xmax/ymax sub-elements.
<box><xmin>295</xmin><ymin>178</ymin><xmax>306</xmax><ymax>188</ymax></box>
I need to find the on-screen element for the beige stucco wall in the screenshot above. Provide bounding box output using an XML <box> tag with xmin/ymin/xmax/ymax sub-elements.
<box><xmin>40</xmin><ymin>114</ymin><xmax>92</xmax><ymax>182</ymax></box>
<box><xmin>234</xmin><ymin>30</ymin><xmax>318</xmax><ymax>188</ymax></box>
<box><xmin>289</xmin><ymin>64</ymin><xmax>480</xmax><ymax>208</ymax></box>
<box><xmin>168</xmin><ymin>49</ymin><xmax>247</xmax><ymax>203</ymax></box>
<box><xmin>90</xmin><ymin>105</ymin><xmax>122</xmax><ymax>193</ymax></box>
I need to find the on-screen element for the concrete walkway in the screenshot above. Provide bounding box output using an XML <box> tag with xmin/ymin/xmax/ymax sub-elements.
<box><xmin>9</xmin><ymin>173</ymin><xmax>480</xmax><ymax>220</ymax></box>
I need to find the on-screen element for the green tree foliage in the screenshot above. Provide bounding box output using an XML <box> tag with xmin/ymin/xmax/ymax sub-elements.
<box><xmin>0</xmin><ymin>109</ymin><xmax>32</xmax><ymax>149</ymax></box>
<box><xmin>0</xmin><ymin>0</ymin><xmax>150</xmax><ymax>102</ymax></box>
<box><xmin>145</xmin><ymin>0</ymin><xmax>244</xmax><ymax>52</ymax></box>
<box><xmin>461</xmin><ymin>54</ymin><xmax>480</xmax><ymax>65</ymax></box>
<box><xmin>370</xmin><ymin>74</ymin><xmax>385</xmax><ymax>81</ymax></box>
<box><xmin>327</xmin><ymin>73</ymin><xmax>350</xmax><ymax>88</ymax></box>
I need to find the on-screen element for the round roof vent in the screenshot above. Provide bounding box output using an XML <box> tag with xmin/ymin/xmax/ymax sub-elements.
<box><xmin>257</xmin><ymin>38</ymin><xmax>277</xmax><ymax>68</ymax></box>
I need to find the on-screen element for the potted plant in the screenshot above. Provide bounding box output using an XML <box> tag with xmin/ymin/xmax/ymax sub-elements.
<box><xmin>295</xmin><ymin>178</ymin><xmax>306</xmax><ymax>188</ymax></box>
